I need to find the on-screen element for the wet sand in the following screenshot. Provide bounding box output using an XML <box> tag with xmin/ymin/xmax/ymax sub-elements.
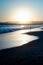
<box><xmin>0</xmin><ymin>31</ymin><xmax>43</xmax><ymax>65</ymax></box>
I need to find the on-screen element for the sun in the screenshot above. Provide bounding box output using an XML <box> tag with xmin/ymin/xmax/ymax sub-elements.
<box><xmin>15</xmin><ymin>9</ymin><xmax>32</xmax><ymax>24</ymax></box>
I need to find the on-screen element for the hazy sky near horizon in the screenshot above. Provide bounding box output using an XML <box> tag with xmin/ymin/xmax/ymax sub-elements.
<box><xmin>0</xmin><ymin>0</ymin><xmax>43</xmax><ymax>22</ymax></box>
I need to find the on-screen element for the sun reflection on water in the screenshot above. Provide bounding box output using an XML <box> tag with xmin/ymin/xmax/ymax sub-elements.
<box><xmin>20</xmin><ymin>25</ymin><xmax>25</xmax><ymax>28</ymax></box>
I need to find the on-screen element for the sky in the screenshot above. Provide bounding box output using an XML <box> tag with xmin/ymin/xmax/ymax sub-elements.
<box><xmin>0</xmin><ymin>0</ymin><xmax>43</xmax><ymax>22</ymax></box>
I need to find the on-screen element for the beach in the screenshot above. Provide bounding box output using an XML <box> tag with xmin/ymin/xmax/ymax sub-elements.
<box><xmin>0</xmin><ymin>26</ymin><xmax>43</xmax><ymax>65</ymax></box>
<box><xmin>0</xmin><ymin>0</ymin><xmax>43</xmax><ymax>64</ymax></box>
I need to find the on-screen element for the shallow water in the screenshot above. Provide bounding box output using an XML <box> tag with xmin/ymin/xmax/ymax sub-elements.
<box><xmin>0</xmin><ymin>25</ymin><xmax>43</xmax><ymax>50</ymax></box>
<box><xmin>0</xmin><ymin>29</ymin><xmax>39</xmax><ymax>50</ymax></box>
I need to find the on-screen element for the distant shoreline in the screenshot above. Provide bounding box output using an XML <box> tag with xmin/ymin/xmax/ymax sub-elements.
<box><xmin>0</xmin><ymin>21</ymin><xmax>43</xmax><ymax>25</ymax></box>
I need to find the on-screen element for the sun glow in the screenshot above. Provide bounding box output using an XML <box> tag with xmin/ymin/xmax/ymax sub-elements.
<box><xmin>15</xmin><ymin>8</ymin><xmax>32</xmax><ymax>24</ymax></box>
<box><xmin>9</xmin><ymin>7</ymin><xmax>36</xmax><ymax>24</ymax></box>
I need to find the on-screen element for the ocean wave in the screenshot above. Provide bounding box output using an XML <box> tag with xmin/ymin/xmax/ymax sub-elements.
<box><xmin>0</xmin><ymin>28</ymin><xmax>21</xmax><ymax>34</ymax></box>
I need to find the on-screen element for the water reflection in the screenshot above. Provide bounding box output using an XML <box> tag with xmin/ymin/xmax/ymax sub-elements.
<box><xmin>0</xmin><ymin>29</ymin><xmax>39</xmax><ymax>50</ymax></box>
<box><xmin>20</xmin><ymin>25</ymin><xmax>25</xmax><ymax>28</ymax></box>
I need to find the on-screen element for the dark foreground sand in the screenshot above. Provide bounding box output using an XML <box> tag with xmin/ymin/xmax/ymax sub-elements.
<box><xmin>0</xmin><ymin>31</ymin><xmax>43</xmax><ymax>65</ymax></box>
